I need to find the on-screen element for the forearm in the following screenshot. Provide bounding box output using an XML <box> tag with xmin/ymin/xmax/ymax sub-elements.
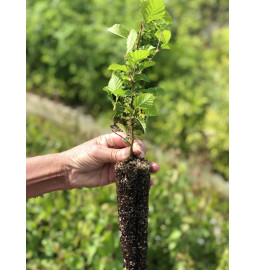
<box><xmin>26</xmin><ymin>153</ymin><xmax>71</xmax><ymax>199</ymax></box>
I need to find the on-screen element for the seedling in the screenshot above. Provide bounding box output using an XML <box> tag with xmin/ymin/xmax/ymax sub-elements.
<box><xmin>104</xmin><ymin>0</ymin><xmax>172</xmax><ymax>269</ymax></box>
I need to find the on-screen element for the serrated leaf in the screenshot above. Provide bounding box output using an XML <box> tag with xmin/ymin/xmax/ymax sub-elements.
<box><xmin>108</xmin><ymin>74</ymin><xmax>122</xmax><ymax>92</ymax></box>
<box><xmin>140</xmin><ymin>0</ymin><xmax>166</xmax><ymax>23</ymax></box>
<box><xmin>103</xmin><ymin>86</ymin><xmax>109</xmax><ymax>92</ymax></box>
<box><xmin>122</xmin><ymin>136</ymin><xmax>131</xmax><ymax>144</ymax></box>
<box><xmin>108</xmin><ymin>64</ymin><xmax>128</xmax><ymax>72</ymax></box>
<box><xmin>143</xmin><ymin>105</ymin><xmax>158</xmax><ymax>116</ymax></box>
<box><xmin>116</xmin><ymin>123</ymin><xmax>128</xmax><ymax>135</ymax></box>
<box><xmin>133</xmin><ymin>93</ymin><xmax>155</xmax><ymax>109</ymax></box>
<box><xmin>113</xmin><ymin>102</ymin><xmax>124</xmax><ymax>117</ymax></box>
<box><xmin>135</xmin><ymin>74</ymin><xmax>150</xmax><ymax>82</ymax></box>
<box><xmin>155</xmin><ymin>30</ymin><xmax>171</xmax><ymax>44</ymax></box>
<box><xmin>127</xmin><ymin>50</ymin><xmax>151</xmax><ymax>64</ymax></box>
<box><xmin>141</xmin><ymin>87</ymin><xmax>165</xmax><ymax>96</ymax></box>
<box><xmin>135</xmin><ymin>117</ymin><xmax>147</xmax><ymax>133</ymax></box>
<box><xmin>139</xmin><ymin>61</ymin><xmax>156</xmax><ymax>71</ymax></box>
<box><xmin>121</xmin><ymin>75</ymin><xmax>130</xmax><ymax>81</ymax></box>
<box><xmin>139</xmin><ymin>45</ymin><xmax>156</xmax><ymax>50</ymax></box>
<box><xmin>126</xmin><ymin>29</ymin><xmax>138</xmax><ymax>53</ymax></box>
<box><xmin>161</xmin><ymin>44</ymin><xmax>171</xmax><ymax>50</ymax></box>
<box><xmin>107</xmin><ymin>24</ymin><xmax>129</xmax><ymax>38</ymax></box>
<box><xmin>124</xmin><ymin>89</ymin><xmax>132</xmax><ymax>96</ymax></box>
<box><xmin>164</xmin><ymin>11</ymin><xmax>173</xmax><ymax>24</ymax></box>
<box><xmin>113</xmin><ymin>88</ymin><xmax>126</xmax><ymax>97</ymax></box>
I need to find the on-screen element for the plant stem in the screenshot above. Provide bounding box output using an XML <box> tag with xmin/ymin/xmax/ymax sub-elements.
<box><xmin>136</xmin><ymin>22</ymin><xmax>144</xmax><ymax>49</ymax></box>
<box><xmin>128</xmin><ymin>22</ymin><xmax>145</xmax><ymax>158</ymax></box>
<box><xmin>130</xmin><ymin>118</ymin><xmax>135</xmax><ymax>157</ymax></box>
<box><xmin>149</xmin><ymin>30</ymin><xmax>163</xmax><ymax>61</ymax></box>
<box><xmin>130</xmin><ymin>79</ymin><xmax>135</xmax><ymax>157</ymax></box>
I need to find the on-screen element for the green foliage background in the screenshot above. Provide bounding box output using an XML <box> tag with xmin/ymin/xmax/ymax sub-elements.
<box><xmin>26</xmin><ymin>0</ymin><xmax>229</xmax><ymax>269</ymax></box>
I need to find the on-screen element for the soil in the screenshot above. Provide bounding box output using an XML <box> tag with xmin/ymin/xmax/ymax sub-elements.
<box><xmin>115</xmin><ymin>157</ymin><xmax>151</xmax><ymax>270</ymax></box>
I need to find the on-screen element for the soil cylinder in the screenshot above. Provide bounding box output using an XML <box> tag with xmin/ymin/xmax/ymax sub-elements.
<box><xmin>115</xmin><ymin>157</ymin><xmax>151</xmax><ymax>270</ymax></box>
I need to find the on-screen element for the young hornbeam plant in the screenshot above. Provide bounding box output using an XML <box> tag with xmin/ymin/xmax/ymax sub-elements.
<box><xmin>103</xmin><ymin>0</ymin><xmax>172</xmax><ymax>269</ymax></box>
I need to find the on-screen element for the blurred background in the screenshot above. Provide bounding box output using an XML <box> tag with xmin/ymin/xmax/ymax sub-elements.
<box><xmin>26</xmin><ymin>0</ymin><xmax>229</xmax><ymax>269</ymax></box>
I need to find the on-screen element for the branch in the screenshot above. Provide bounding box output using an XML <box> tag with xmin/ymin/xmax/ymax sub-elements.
<box><xmin>136</xmin><ymin>22</ymin><xmax>144</xmax><ymax>49</ymax></box>
<box><xmin>149</xmin><ymin>31</ymin><xmax>163</xmax><ymax>61</ymax></box>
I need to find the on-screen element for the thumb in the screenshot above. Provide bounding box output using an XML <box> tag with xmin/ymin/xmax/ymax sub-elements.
<box><xmin>91</xmin><ymin>145</ymin><xmax>131</xmax><ymax>163</ymax></box>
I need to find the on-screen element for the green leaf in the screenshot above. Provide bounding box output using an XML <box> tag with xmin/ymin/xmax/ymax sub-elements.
<box><xmin>113</xmin><ymin>88</ymin><xmax>126</xmax><ymax>97</ymax></box>
<box><xmin>143</xmin><ymin>104</ymin><xmax>158</xmax><ymax>116</ymax></box>
<box><xmin>121</xmin><ymin>75</ymin><xmax>130</xmax><ymax>81</ymax></box>
<box><xmin>103</xmin><ymin>86</ymin><xmax>109</xmax><ymax>92</ymax></box>
<box><xmin>108</xmin><ymin>74</ymin><xmax>122</xmax><ymax>92</ymax></box>
<box><xmin>135</xmin><ymin>117</ymin><xmax>147</xmax><ymax>133</ymax></box>
<box><xmin>116</xmin><ymin>123</ymin><xmax>128</xmax><ymax>135</ymax></box>
<box><xmin>140</xmin><ymin>0</ymin><xmax>166</xmax><ymax>23</ymax></box>
<box><xmin>135</xmin><ymin>74</ymin><xmax>150</xmax><ymax>82</ymax></box>
<box><xmin>113</xmin><ymin>102</ymin><xmax>124</xmax><ymax>117</ymax></box>
<box><xmin>164</xmin><ymin>11</ymin><xmax>173</xmax><ymax>24</ymax></box>
<box><xmin>127</xmin><ymin>50</ymin><xmax>151</xmax><ymax>64</ymax></box>
<box><xmin>155</xmin><ymin>30</ymin><xmax>171</xmax><ymax>44</ymax></box>
<box><xmin>139</xmin><ymin>61</ymin><xmax>156</xmax><ymax>71</ymax></box>
<box><xmin>139</xmin><ymin>45</ymin><xmax>156</xmax><ymax>50</ymax></box>
<box><xmin>107</xmin><ymin>24</ymin><xmax>129</xmax><ymax>38</ymax></box>
<box><xmin>161</xmin><ymin>44</ymin><xmax>171</xmax><ymax>50</ymax></box>
<box><xmin>108</xmin><ymin>64</ymin><xmax>128</xmax><ymax>72</ymax></box>
<box><xmin>126</xmin><ymin>29</ymin><xmax>138</xmax><ymax>53</ymax></box>
<box><xmin>141</xmin><ymin>87</ymin><xmax>165</xmax><ymax>96</ymax></box>
<box><xmin>133</xmin><ymin>93</ymin><xmax>155</xmax><ymax>109</ymax></box>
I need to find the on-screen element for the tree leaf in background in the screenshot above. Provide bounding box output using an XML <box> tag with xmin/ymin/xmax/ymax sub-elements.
<box><xmin>126</xmin><ymin>29</ymin><xmax>138</xmax><ymax>53</ymax></box>
<box><xmin>107</xmin><ymin>24</ymin><xmax>130</xmax><ymax>38</ymax></box>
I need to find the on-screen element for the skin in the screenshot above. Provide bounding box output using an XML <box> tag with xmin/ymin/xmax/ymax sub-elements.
<box><xmin>26</xmin><ymin>132</ymin><xmax>160</xmax><ymax>199</ymax></box>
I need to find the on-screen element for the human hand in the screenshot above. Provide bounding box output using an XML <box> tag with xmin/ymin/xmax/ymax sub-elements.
<box><xmin>62</xmin><ymin>133</ymin><xmax>160</xmax><ymax>188</ymax></box>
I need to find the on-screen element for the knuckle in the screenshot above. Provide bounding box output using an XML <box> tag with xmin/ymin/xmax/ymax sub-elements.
<box><xmin>96</xmin><ymin>135</ymin><xmax>106</xmax><ymax>145</ymax></box>
<box><xmin>108</xmin><ymin>133</ymin><xmax>115</xmax><ymax>148</ymax></box>
<box><xmin>111</xmin><ymin>149</ymin><xmax>119</xmax><ymax>161</ymax></box>
<box><xmin>90</xmin><ymin>145</ymin><xmax>99</xmax><ymax>155</ymax></box>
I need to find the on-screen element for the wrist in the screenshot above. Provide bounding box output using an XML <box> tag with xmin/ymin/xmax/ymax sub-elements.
<box><xmin>26</xmin><ymin>153</ymin><xmax>72</xmax><ymax>199</ymax></box>
<box><xmin>58</xmin><ymin>151</ymin><xmax>72</xmax><ymax>190</ymax></box>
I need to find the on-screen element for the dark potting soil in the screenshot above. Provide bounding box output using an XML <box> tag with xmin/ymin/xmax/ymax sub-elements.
<box><xmin>115</xmin><ymin>157</ymin><xmax>151</xmax><ymax>270</ymax></box>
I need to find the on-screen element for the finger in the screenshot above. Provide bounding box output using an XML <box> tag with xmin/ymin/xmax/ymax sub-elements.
<box><xmin>150</xmin><ymin>162</ymin><xmax>160</xmax><ymax>173</ymax></box>
<box><xmin>96</xmin><ymin>133</ymin><xmax>129</xmax><ymax>148</ymax></box>
<box><xmin>133</xmin><ymin>139</ymin><xmax>146</xmax><ymax>158</ymax></box>
<box><xmin>91</xmin><ymin>145</ymin><xmax>131</xmax><ymax>163</ymax></box>
<box><xmin>109</xmin><ymin>163</ymin><xmax>116</xmax><ymax>183</ymax></box>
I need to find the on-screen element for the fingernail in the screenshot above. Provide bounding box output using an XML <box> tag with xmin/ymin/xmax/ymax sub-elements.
<box><xmin>140</xmin><ymin>149</ymin><xmax>145</xmax><ymax>158</ymax></box>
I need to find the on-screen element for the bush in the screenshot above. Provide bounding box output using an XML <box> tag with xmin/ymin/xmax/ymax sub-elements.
<box><xmin>27</xmin><ymin>0</ymin><xmax>229</xmax><ymax>178</ymax></box>
<box><xmin>26</xmin><ymin>115</ymin><xmax>228</xmax><ymax>269</ymax></box>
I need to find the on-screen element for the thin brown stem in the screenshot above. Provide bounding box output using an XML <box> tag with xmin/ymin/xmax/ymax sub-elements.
<box><xmin>136</xmin><ymin>22</ymin><xmax>144</xmax><ymax>49</ymax></box>
<box><xmin>111</xmin><ymin>129</ymin><xmax>131</xmax><ymax>146</ymax></box>
<box><xmin>129</xmin><ymin>78</ymin><xmax>136</xmax><ymax>157</ymax></box>
<box><xmin>149</xmin><ymin>31</ymin><xmax>163</xmax><ymax>61</ymax></box>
